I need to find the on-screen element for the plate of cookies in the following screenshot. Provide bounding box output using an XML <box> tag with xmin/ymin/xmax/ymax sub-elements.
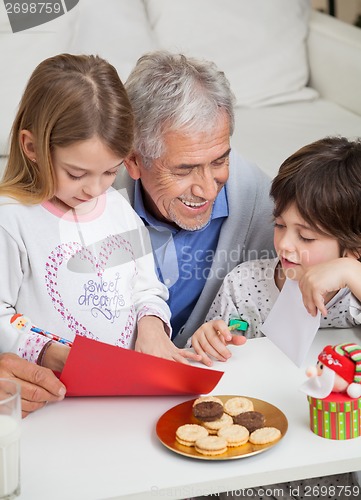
<box><xmin>156</xmin><ymin>395</ymin><xmax>288</xmax><ymax>460</ymax></box>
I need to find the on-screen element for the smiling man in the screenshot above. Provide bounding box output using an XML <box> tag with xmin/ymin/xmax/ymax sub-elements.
<box><xmin>115</xmin><ymin>51</ymin><xmax>275</xmax><ymax>347</ymax></box>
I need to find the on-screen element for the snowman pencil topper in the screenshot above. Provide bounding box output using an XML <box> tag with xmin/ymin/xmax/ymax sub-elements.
<box><xmin>300</xmin><ymin>342</ymin><xmax>361</xmax><ymax>399</ymax></box>
<box><xmin>10</xmin><ymin>313</ymin><xmax>73</xmax><ymax>347</ymax></box>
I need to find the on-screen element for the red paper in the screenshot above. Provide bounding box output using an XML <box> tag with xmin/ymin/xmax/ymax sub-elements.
<box><xmin>60</xmin><ymin>335</ymin><xmax>223</xmax><ymax>396</ymax></box>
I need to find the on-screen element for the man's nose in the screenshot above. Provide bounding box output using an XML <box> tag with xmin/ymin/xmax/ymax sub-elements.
<box><xmin>192</xmin><ymin>169</ymin><xmax>219</xmax><ymax>200</ymax></box>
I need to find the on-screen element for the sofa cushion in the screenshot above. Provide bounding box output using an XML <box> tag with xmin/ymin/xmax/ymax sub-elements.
<box><xmin>145</xmin><ymin>0</ymin><xmax>318</xmax><ymax>107</ymax></box>
<box><xmin>72</xmin><ymin>0</ymin><xmax>157</xmax><ymax>82</ymax></box>
<box><xmin>232</xmin><ymin>99</ymin><xmax>361</xmax><ymax>179</ymax></box>
<box><xmin>0</xmin><ymin>2</ymin><xmax>78</xmax><ymax>156</ymax></box>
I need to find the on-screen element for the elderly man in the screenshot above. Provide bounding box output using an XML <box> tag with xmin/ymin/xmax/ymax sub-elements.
<box><xmin>0</xmin><ymin>353</ymin><xmax>66</xmax><ymax>417</ymax></box>
<box><xmin>115</xmin><ymin>50</ymin><xmax>275</xmax><ymax>349</ymax></box>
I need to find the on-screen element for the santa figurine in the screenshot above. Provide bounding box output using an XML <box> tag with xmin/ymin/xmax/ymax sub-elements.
<box><xmin>300</xmin><ymin>343</ymin><xmax>361</xmax><ymax>440</ymax></box>
<box><xmin>300</xmin><ymin>342</ymin><xmax>361</xmax><ymax>399</ymax></box>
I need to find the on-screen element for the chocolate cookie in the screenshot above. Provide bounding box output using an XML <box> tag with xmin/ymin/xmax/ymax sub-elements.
<box><xmin>192</xmin><ymin>397</ymin><xmax>224</xmax><ymax>422</ymax></box>
<box><xmin>233</xmin><ymin>411</ymin><xmax>265</xmax><ymax>433</ymax></box>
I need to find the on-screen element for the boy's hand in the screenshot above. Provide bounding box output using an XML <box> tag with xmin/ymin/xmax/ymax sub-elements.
<box><xmin>190</xmin><ymin>319</ymin><xmax>247</xmax><ymax>367</ymax></box>
<box><xmin>298</xmin><ymin>258</ymin><xmax>361</xmax><ymax>317</ymax></box>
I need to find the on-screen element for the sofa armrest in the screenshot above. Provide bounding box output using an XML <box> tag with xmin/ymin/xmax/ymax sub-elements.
<box><xmin>307</xmin><ymin>10</ymin><xmax>361</xmax><ymax>116</ymax></box>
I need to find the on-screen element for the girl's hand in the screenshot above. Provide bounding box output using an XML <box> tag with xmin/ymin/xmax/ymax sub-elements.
<box><xmin>190</xmin><ymin>319</ymin><xmax>247</xmax><ymax>367</ymax></box>
<box><xmin>41</xmin><ymin>342</ymin><xmax>71</xmax><ymax>372</ymax></box>
<box><xmin>298</xmin><ymin>258</ymin><xmax>361</xmax><ymax>317</ymax></box>
<box><xmin>135</xmin><ymin>316</ymin><xmax>202</xmax><ymax>364</ymax></box>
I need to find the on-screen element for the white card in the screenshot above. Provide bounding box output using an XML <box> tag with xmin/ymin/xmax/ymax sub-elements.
<box><xmin>260</xmin><ymin>278</ymin><xmax>321</xmax><ymax>367</ymax></box>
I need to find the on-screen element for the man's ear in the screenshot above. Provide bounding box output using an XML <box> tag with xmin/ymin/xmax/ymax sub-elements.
<box><xmin>19</xmin><ymin>130</ymin><xmax>37</xmax><ymax>161</ymax></box>
<box><xmin>124</xmin><ymin>153</ymin><xmax>142</xmax><ymax>180</ymax></box>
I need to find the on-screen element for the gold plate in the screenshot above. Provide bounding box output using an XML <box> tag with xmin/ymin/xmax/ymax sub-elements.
<box><xmin>156</xmin><ymin>395</ymin><xmax>288</xmax><ymax>460</ymax></box>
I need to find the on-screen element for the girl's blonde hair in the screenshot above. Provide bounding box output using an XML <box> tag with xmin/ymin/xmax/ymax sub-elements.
<box><xmin>1</xmin><ymin>53</ymin><xmax>134</xmax><ymax>204</ymax></box>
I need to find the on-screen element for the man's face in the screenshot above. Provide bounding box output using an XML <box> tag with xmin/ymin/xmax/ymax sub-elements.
<box><xmin>133</xmin><ymin>113</ymin><xmax>231</xmax><ymax>231</ymax></box>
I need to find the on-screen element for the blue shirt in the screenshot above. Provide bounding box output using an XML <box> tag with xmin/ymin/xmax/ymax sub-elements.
<box><xmin>134</xmin><ymin>181</ymin><xmax>228</xmax><ymax>338</ymax></box>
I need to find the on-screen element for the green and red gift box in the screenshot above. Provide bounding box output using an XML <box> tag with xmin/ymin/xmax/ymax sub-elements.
<box><xmin>307</xmin><ymin>393</ymin><xmax>361</xmax><ymax>439</ymax></box>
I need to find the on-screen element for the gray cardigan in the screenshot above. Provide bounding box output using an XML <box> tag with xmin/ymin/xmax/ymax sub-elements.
<box><xmin>114</xmin><ymin>150</ymin><xmax>275</xmax><ymax>347</ymax></box>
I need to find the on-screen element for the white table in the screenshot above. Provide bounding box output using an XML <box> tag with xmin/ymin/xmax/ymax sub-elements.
<box><xmin>19</xmin><ymin>328</ymin><xmax>361</xmax><ymax>500</ymax></box>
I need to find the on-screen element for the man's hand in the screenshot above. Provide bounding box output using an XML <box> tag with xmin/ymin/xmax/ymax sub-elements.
<box><xmin>0</xmin><ymin>353</ymin><xmax>66</xmax><ymax>418</ymax></box>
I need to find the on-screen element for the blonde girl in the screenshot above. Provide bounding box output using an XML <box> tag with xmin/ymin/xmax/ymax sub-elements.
<box><xmin>0</xmin><ymin>54</ymin><xmax>197</xmax><ymax>372</ymax></box>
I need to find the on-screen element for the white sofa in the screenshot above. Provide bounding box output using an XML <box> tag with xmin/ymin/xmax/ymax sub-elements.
<box><xmin>1</xmin><ymin>0</ymin><xmax>361</xmax><ymax>181</ymax></box>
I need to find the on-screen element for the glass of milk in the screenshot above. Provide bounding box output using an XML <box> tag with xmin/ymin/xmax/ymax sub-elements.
<box><xmin>0</xmin><ymin>379</ymin><xmax>21</xmax><ymax>499</ymax></box>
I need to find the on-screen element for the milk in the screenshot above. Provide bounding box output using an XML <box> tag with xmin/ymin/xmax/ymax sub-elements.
<box><xmin>0</xmin><ymin>415</ymin><xmax>20</xmax><ymax>498</ymax></box>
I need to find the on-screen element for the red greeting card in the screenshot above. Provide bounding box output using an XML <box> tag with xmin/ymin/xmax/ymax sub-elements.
<box><xmin>60</xmin><ymin>335</ymin><xmax>223</xmax><ymax>396</ymax></box>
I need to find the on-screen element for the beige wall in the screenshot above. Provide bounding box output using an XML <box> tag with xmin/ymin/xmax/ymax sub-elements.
<box><xmin>312</xmin><ymin>0</ymin><xmax>361</xmax><ymax>24</ymax></box>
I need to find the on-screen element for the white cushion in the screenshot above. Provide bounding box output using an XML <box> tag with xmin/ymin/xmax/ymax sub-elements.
<box><xmin>145</xmin><ymin>0</ymin><xmax>318</xmax><ymax>107</ymax></box>
<box><xmin>308</xmin><ymin>10</ymin><xmax>361</xmax><ymax>116</ymax></box>
<box><xmin>0</xmin><ymin>1</ymin><xmax>79</xmax><ymax>155</ymax></box>
<box><xmin>71</xmin><ymin>0</ymin><xmax>157</xmax><ymax>82</ymax></box>
<box><xmin>232</xmin><ymin>99</ymin><xmax>361</xmax><ymax>179</ymax></box>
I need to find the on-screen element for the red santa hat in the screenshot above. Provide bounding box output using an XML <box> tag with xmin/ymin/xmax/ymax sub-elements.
<box><xmin>10</xmin><ymin>313</ymin><xmax>23</xmax><ymax>324</ymax></box>
<box><xmin>318</xmin><ymin>343</ymin><xmax>361</xmax><ymax>398</ymax></box>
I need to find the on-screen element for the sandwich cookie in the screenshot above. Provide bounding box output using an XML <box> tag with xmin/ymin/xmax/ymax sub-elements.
<box><xmin>195</xmin><ymin>435</ymin><xmax>228</xmax><ymax>456</ymax></box>
<box><xmin>224</xmin><ymin>396</ymin><xmax>254</xmax><ymax>416</ymax></box>
<box><xmin>218</xmin><ymin>424</ymin><xmax>249</xmax><ymax>447</ymax></box>
<box><xmin>175</xmin><ymin>424</ymin><xmax>208</xmax><ymax>447</ymax></box>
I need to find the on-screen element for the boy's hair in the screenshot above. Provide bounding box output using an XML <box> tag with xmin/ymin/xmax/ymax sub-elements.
<box><xmin>270</xmin><ymin>136</ymin><xmax>361</xmax><ymax>255</ymax></box>
<box><xmin>1</xmin><ymin>53</ymin><xmax>134</xmax><ymax>204</ymax></box>
<box><xmin>125</xmin><ymin>50</ymin><xmax>235</xmax><ymax>167</ymax></box>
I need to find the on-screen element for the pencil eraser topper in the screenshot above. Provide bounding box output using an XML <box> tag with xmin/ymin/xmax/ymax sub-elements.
<box><xmin>300</xmin><ymin>342</ymin><xmax>361</xmax><ymax>399</ymax></box>
<box><xmin>228</xmin><ymin>317</ymin><xmax>249</xmax><ymax>332</ymax></box>
<box><xmin>10</xmin><ymin>313</ymin><xmax>32</xmax><ymax>334</ymax></box>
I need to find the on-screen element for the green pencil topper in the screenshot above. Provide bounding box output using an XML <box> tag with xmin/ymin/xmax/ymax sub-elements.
<box><xmin>228</xmin><ymin>317</ymin><xmax>249</xmax><ymax>332</ymax></box>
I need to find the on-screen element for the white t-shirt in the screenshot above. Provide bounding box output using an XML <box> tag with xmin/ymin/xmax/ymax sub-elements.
<box><xmin>0</xmin><ymin>188</ymin><xmax>171</xmax><ymax>362</ymax></box>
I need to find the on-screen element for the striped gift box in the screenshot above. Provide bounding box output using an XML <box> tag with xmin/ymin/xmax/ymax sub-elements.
<box><xmin>307</xmin><ymin>393</ymin><xmax>361</xmax><ymax>439</ymax></box>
